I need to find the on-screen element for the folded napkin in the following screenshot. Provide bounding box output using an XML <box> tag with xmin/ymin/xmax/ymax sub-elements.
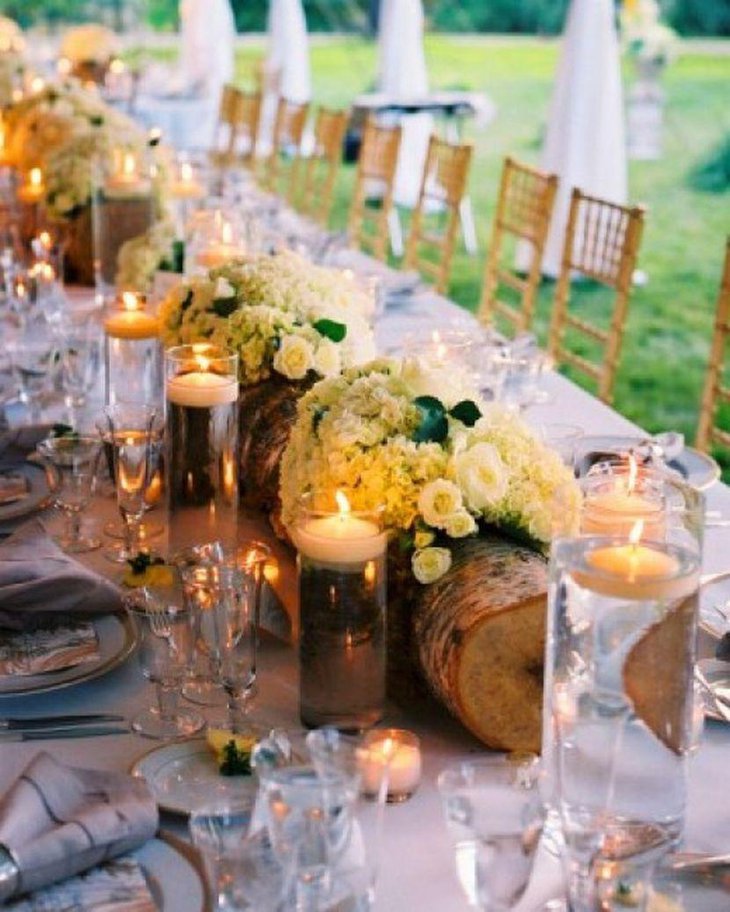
<box><xmin>0</xmin><ymin>753</ymin><xmax>158</xmax><ymax>902</ymax></box>
<box><xmin>512</xmin><ymin>833</ymin><xmax>566</xmax><ymax>912</ymax></box>
<box><xmin>0</xmin><ymin>427</ymin><xmax>53</xmax><ymax>471</ymax></box>
<box><xmin>0</xmin><ymin>522</ymin><xmax>122</xmax><ymax>630</ymax></box>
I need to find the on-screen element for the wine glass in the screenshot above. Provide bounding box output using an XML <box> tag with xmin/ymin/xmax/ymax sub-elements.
<box><xmin>103</xmin><ymin>404</ymin><xmax>160</xmax><ymax>563</ymax></box>
<box><xmin>8</xmin><ymin>310</ymin><xmax>58</xmax><ymax>423</ymax></box>
<box><xmin>59</xmin><ymin>318</ymin><xmax>102</xmax><ymax>423</ymax></box>
<box><xmin>437</xmin><ymin>754</ymin><xmax>544</xmax><ymax>912</ymax></box>
<box><xmin>37</xmin><ymin>435</ymin><xmax>101</xmax><ymax>553</ymax></box>
<box><xmin>123</xmin><ymin>587</ymin><xmax>204</xmax><ymax>739</ymax></box>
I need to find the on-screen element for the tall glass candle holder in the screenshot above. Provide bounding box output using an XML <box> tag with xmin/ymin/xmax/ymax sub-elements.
<box><xmin>165</xmin><ymin>344</ymin><xmax>239</xmax><ymax>554</ymax></box>
<box><xmin>544</xmin><ymin>534</ymin><xmax>700</xmax><ymax>911</ymax></box>
<box><xmin>92</xmin><ymin>149</ymin><xmax>154</xmax><ymax>301</ymax></box>
<box><xmin>103</xmin><ymin>291</ymin><xmax>162</xmax><ymax>407</ymax></box>
<box><xmin>292</xmin><ymin>491</ymin><xmax>387</xmax><ymax>732</ymax></box>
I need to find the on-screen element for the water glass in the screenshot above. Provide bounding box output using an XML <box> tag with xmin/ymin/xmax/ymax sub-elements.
<box><xmin>8</xmin><ymin>313</ymin><xmax>58</xmax><ymax>423</ymax></box>
<box><xmin>437</xmin><ymin>755</ymin><xmax>543</xmax><ymax>912</ymax></box>
<box><xmin>103</xmin><ymin>404</ymin><xmax>161</xmax><ymax>563</ymax></box>
<box><xmin>37</xmin><ymin>435</ymin><xmax>101</xmax><ymax>553</ymax></box>
<box><xmin>189</xmin><ymin>798</ymin><xmax>282</xmax><ymax>912</ymax></box>
<box><xmin>60</xmin><ymin>319</ymin><xmax>102</xmax><ymax>420</ymax></box>
<box><xmin>124</xmin><ymin>587</ymin><xmax>204</xmax><ymax>739</ymax></box>
<box><xmin>538</xmin><ymin>423</ymin><xmax>584</xmax><ymax>469</ymax></box>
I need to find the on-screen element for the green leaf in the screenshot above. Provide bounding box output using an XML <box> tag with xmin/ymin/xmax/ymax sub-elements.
<box><xmin>312</xmin><ymin>406</ymin><xmax>327</xmax><ymax>432</ymax></box>
<box><xmin>313</xmin><ymin>318</ymin><xmax>347</xmax><ymax>343</ymax></box>
<box><xmin>180</xmin><ymin>288</ymin><xmax>194</xmax><ymax>313</ymax></box>
<box><xmin>450</xmin><ymin>399</ymin><xmax>482</xmax><ymax>427</ymax></box>
<box><xmin>211</xmin><ymin>297</ymin><xmax>238</xmax><ymax>318</ymax></box>
<box><xmin>412</xmin><ymin>395</ymin><xmax>448</xmax><ymax>444</ymax></box>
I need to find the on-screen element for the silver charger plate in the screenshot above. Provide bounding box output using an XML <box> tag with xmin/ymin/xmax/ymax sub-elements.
<box><xmin>575</xmin><ymin>435</ymin><xmax>720</xmax><ymax>491</ymax></box>
<box><xmin>0</xmin><ymin>462</ymin><xmax>55</xmax><ymax>524</ymax></box>
<box><xmin>131</xmin><ymin>738</ymin><xmax>258</xmax><ymax>817</ymax></box>
<box><xmin>0</xmin><ymin>613</ymin><xmax>137</xmax><ymax>696</ymax></box>
<box><xmin>136</xmin><ymin>832</ymin><xmax>209</xmax><ymax>912</ymax></box>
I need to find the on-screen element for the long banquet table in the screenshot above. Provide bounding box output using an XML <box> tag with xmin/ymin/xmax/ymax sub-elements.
<box><xmin>1</xmin><ymin>261</ymin><xmax>729</xmax><ymax>911</ymax></box>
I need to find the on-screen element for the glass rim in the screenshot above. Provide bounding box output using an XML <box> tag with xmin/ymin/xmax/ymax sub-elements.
<box><xmin>437</xmin><ymin>752</ymin><xmax>540</xmax><ymax>791</ymax></box>
<box><xmin>554</xmin><ymin>534</ymin><xmax>701</xmax><ymax>581</ymax></box>
<box><xmin>296</xmin><ymin>490</ymin><xmax>386</xmax><ymax>526</ymax></box>
<box><xmin>165</xmin><ymin>342</ymin><xmax>238</xmax><ymax>370</ymax></box>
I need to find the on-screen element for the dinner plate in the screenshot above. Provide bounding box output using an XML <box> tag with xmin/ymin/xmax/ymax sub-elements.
<box><xmin>136</xmin><ymin>831</ymin><xmax>209</xmax><ymax>912</ymax></box>
<box><xmin>0</xmin><ymin>462</ymin><xmax>56</xmax><ymax>524</ymax></box>
<box><xmin>131</xmin><ymin>738</ymin><xmax>258</xmax><ymax>817</ymax></box>
<box><xmin>654</xmin><ymin>856</ymin><xmax>730</xmax><ymax>911</ymax></box>
<box><xmin>575</xmin><ymin>435</ymin><xmax>720</xmax><ymax>491</ymax></box>
<box><xmin>697</xmin><ymin>659</ymin><xmax>730</xmax><ymax>724</ymax></box>
<box><xmin>0</xmin><ymin>613</ymin><xmax>137</xmax><ymax>696</ymax></box>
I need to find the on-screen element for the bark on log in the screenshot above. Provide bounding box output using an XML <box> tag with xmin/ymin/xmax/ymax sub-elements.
<box><xmin>412</xmin><ymin>536</ymin><xmax>548</xmax><ymax>753</ymax></box>
<box><xmin>238</xmin><ymin>377</ymin><xmax>311</xmax><ymax>515</ymax></box>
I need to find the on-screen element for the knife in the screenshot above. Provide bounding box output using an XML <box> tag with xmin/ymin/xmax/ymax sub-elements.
<box><xmin>0</xmin><ymin>714</ymin><xmax>125</xmax><ymax>731</ymax></box>
<box><xmin>0</xmin><ymin>726</ymin><xmax>129</xmax><ymax>742</ymax></box>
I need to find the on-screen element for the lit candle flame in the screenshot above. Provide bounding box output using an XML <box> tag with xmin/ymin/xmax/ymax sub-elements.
<box><xmin>110</xmin><ymin>59</ymin><xmax>125</xmax><ymax>75</ymax></box>
<box><xmin>195</xmin><ymin>354</ymin><xmax>211</xmax><ymax>372</ymax></box>
<box><xmin>626</xmin><ymin>453</ymin><xmax>638</xmax><ymax>494</ymax></box>
<box><xmin>29</xmin><ymin>167</ymin><xmax>42</xmax><ymax>188</ymax></box>
<box><xmin>122</xmin><ymin>152</ymin><xmax>136</xmax><ymax>177</ymax></box>
<box><xmin>121</xmin><ymin>291</ymin><xmax>140</xmax><ymax>312</ymax></box>
<box><xmin>221</xmin><ymin>221</ymin><xmax>233</xmax><ymax>245</ymax></box>
<box><xmin>30</xmin><ymin>77</ymin><xmax>45</xmax><ymax>94</ymax></box>
<box><xmin>180</xmin><ymin>162</ymin><xmax>193</xmax><ymax>182</ymax></box>
<box><xmin>38</xmin><ymin>230</ymin><xmax>52</xmax><ymax>250</ymax></box>
<box><xmin>335</xmin><ymin>490</ymin><xmax>351</xmax><ymax>515</ymax></box>
<box><xmin>627</xmin><ymin>520</ymin><xmax>644</xmax><ymax>583</ymax></box>
<box><xmin>629</xmin><ymin>519</ymin><xmax>644</xmax><ymax>546</ymax></box>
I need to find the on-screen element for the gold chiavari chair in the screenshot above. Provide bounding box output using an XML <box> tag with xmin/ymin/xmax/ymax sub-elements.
<box><xmin>403</xmin><ymin>136</ymin><xmax>473</xmax><ymax>295</ymax></box>
<box><xmin>478</xmin><ymin>156</ymin><xmax>558</xmax><ymax>335</ymax></box>
<box><xmin>261</xmin><ymin>97</ymin><xmax>310</xmax><ymax>198</ymax></box>
<box><xmin>209</xmin><ymin>85</ymin><xmax>261</xmax><ymax>168</ymax></box>
<box><xmin>347</xmin><ymin>117</ymin><xmax>402</xmax><ymax>262</ymax></box>
<box><xmin>547</xmin><ymin>188</ymin><xmax>646</xmax><ymax>405</ymax></box>
<box><xmin>296</xmin><ymin>107</ymin><xmax>348</xmax><ymax>226</ymax></box>
<box><xmin>695</xmin><ymin>239</ymin><xmax>730</xmax><ymax>453</ymax></box>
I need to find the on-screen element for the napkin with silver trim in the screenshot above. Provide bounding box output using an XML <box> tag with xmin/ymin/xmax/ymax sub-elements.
<box><xmin>0</xmin><ymin>753</ymin><xmax>158</xmax><ymax>902</ymax></box>
<box><xmin>0</xmin><ymin>522</ymin><xmax>122</xmax><ymax>631</ymax></box>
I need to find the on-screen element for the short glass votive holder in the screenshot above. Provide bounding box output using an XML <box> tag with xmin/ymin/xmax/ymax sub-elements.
<box><xmin>292</xmin><ymin>492</ymin><xmax>387</xmax><ymax>733</ymax></box>
<box><xmin>103</xmin><ymin>291</ymin><xmax>162</xmax><ymax>407</ymax></box>
<box><xmin>165</xmin><ymin>344</ymin><xmax>239</xmax><ymax>554</ymax></box>
<box><xmin>360</xmin><ymin>728</ymin><xmax>422</xmax><ymax>804</ymax></box>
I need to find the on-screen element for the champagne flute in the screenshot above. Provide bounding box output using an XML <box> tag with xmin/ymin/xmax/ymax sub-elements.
<box><xmin>103</xmin><ymin>404</ymin><xmax>160</xmax><ymax>563</ymax></box>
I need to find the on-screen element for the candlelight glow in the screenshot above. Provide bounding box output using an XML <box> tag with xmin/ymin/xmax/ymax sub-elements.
<box><xmin>629</xmin><ymin>519</ymin><xmax>644</xmax><ymax>545</ymax></box>
<box><xmin>38</xmin><ymin>230</ymin><xmax>52</xmax><ymax>250</ymax></box>
<box><xmin>121</xmin><ymin>291</ymin><xmax>140</xmax><ymax>312</ymax></box>
<box><xmin>29</xmin><ymin>168</ymin><xmax>42</xmax><ymax>187</ymax></box>
<box><xmin>335</xmin><ymin>490</ymin><xmax>351</xmax><ymax>515</ymax></box>
<box><xmin>110</xmin><ymin>58</ymin><xmax>125</xmax><ymax>75</ymax></box>
<box><xmin>30</xmin><ymin>77</ymin><xmax>45</xmax><ymax>94</ymax></box>
<box><xmin>221</xmin><ymin>221</ymin><xmax>233</xmax><ymax>244</ymax></box>
<box><xmin>195</xmin><ymin>354</ymin><xmax>211</xmax><ymax>372</ymax></box>
<box><xmin>122</xmin><ymin>152</ymin><xmax>136</xmax><ymax>177</ymax></box>
<box><xmin>180</xmin><ymin>162</ymin><xmax>193</xmax><ymax>182</ymax></box>
<box><xmin>626</xmin><ymin>453</ymin><xmax>638</xmax><ymax>494</ymax></box>
<box><xmin>57</xmin><ymin>57</ymin><xmax>71</xmax><ymax>76</ymax></box>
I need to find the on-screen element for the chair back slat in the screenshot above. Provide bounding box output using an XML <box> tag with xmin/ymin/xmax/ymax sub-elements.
<box><xmin>210</xmin><ymin>85</ymin><xmax>261</xmax><ymax>167</ymax></box>
<box><xmin>696</xmin><ymin>239</ymin><xmax>730</xmax><ymax>452</ymax></box>
<box><xmin>262</xmin><ymin>97</ymin><xmax>310</xmax><ymax>198</ymax></box>
<box><xmin>297</xmin><ymin>107</ymin><xmax>348</xmax><ymax>226</ymax></box>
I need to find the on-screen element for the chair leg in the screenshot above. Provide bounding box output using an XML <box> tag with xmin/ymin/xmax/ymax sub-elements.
<box><xmin>388</xmin><ymin>207</ymin><xmax>404</xmax><ymax>258</ymax></box>
<box><xmin>459</xmin><ymin>197</ymin><xmax>478</xmax><ymax>255</ymax></box>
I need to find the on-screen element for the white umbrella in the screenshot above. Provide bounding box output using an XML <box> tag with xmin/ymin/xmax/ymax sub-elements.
<box><xmin>259</xmin><ymin>0</ymin><xmax>312</xmax><ymax>153</ymax></box>
<box><xmin>533</xmin><ymin>0</ymin><xmax>628</xmax><ymax>277</ymax></box>
<box><xmin>377</xmin><ymin>0</ymin><xmax>432</xmax><ymax>209</ymax></box>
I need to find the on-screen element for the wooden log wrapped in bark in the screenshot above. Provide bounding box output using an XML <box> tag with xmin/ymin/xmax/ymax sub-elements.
<box><xmin>59</xmin><ymin>206</ymin><xmax>95</xmax><ymax>286</ymax></box>
<box><xmin>238</xmin><ymin>376</ymin><xmax>312</xmax><ymax>515</ymax></box>
<box><xmin>407</xmin><ymin>536</ymin><xmax>548</xmax><ymax>753</ymax></box>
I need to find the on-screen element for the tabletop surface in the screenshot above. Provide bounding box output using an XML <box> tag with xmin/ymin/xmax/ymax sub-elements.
<box><xmin>1</xmin><ymin>248</ymin><xmax>729</xmax><ymax>911</ymax></box>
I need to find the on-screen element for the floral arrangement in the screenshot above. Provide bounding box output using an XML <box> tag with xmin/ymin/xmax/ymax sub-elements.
<box><xmin>158</xmin><ymin>251</ymin><xmax>377</xmax><ymax>387</ymax></box>
<box><xmin>116</xmin><ymin>219</ymin><xmax>176</xmax><ymax>290</ymax></box>
<box><xmin>4</xmin><ymin>82</ymin><xmax>167</xmax><ymax>220</ymax></box>
<box><xmin>0</xmin><ymin>17</ymin><xmax>25</xmax><ymax>106</ymax></box>
<box><xmin>0</xmin><ymin>16</ymin><xmax>24</xmax><ymax>54</ymax></box>
<box><xmin>60</xmin><ymin>24</ymin><xmax>119</xmax><ymax>66</ymax></box>
<box><xmin>621</xmin><ymin>0</ymin><xmax>678</xmax><ymax>68</ymax></box>
<box><xmin>280</xmin><ymin>358</ymin><xmax>580</xmax><ymax>583</ymax></box>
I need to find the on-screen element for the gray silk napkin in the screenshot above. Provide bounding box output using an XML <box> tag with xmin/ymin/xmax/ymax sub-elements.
<box><xmin>0</xmin><ymin>427</ymin><xmax>53</xmax><ymax>471</ymax></box>
<box><xmin>0</xmin><ymin>521</ymin><xmax>122</xmax><ymax>630</ymax></box>
<box><xmin>0</xmin><ymin>753</ymin><xmax>158</xmax><ymax>902</ymax></box>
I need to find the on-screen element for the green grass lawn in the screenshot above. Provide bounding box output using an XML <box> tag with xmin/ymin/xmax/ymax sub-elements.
<box><xmin>229</xmin><ymin>36</ymin><xmax>730</xmax><ymax>454</ymax></box>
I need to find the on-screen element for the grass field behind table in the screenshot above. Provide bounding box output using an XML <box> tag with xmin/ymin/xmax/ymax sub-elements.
<box><xmin>146</xmin><ymin>35</ymin><xmax>730</xmax><ymax>464</ymax></box>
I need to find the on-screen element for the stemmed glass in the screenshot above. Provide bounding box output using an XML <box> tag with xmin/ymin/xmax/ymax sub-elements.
<box><xmin>437</xmin><ymin>754</ymin><xmax>544</xmax><ymax>912</ymax></box>
<box><xmin>123</xmin><ymin>587</ymin><xmax>204</xmax><ymax>739</ymax></box>
<box><xmin>37</xmin><ymin>435</ymin><xmax>102</xmax><ymax>553</ymax></box>
<box><xmin>103</xmin><ymin>404</ymin><xmax>161</xmax><ymax>563</ymax></box>
<box><xmin>8</xmin><ymin>310</ymin><xmax>58</xmax><ymax>423</ymax></box>
<box><xmin>181</xmin><ymin>541</ymin><xmax>270</xmax><ymax>732</ymax></box>
<box><xmin>59</xmin><ymin>317</ymin><xmax>102</xmax><ymax>424</ymax></box>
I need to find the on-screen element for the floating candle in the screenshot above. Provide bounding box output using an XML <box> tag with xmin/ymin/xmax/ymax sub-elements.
<box><xmin>104</xmin><ymin>292</ymin><xmax>159</xmax><ymax>340</ymax></box>
<box><xmin>18</xmin><ymin>167</ymin><xmax>44</xmax><ymax>204</ymax></box>
<box><xmin>582</xmin><ymin>456</ymin><xmax>666</xmax><ymax>540</ymax></box>
<box><xmin>195</xmin><ymin>220</ymin><xmax>246</xmax><ymax>268</ymax></box>
<box><xmin>105</xmin><ymin>151</ymin><xmax>151</xmax><ymax>198</ymax></box>
<box><xmin>166</xmin><ymin>368</ymin><xmax>238</xmax><ymax>408</ymax></box>
<box><xmin>293</xmin><ymin>491</ymin><xmax>387</xmax><ymax>565</ymax></box>
<box><xmin>171</xmin><ymin>161</ymin><xmax>205</xmax><ymax>200</ymax></box>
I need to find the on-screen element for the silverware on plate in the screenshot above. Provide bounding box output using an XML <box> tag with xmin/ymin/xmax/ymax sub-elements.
<box><xmin>0</xmin><ymin>713</ymin><xmax>125</xmax><ymax>731</ymax></box>
<box><xmin>0</xmin><ymin>725</ymin><xmax>129</xmax><ymax>742</ymax></box>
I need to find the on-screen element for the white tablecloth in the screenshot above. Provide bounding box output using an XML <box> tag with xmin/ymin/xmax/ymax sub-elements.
<box><xmin>1</xmin><ymin>268</ymin><xmax>729</xmax><ymax>911</ymax></box>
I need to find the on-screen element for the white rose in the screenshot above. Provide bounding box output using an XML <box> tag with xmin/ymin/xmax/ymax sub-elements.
<box><xmin>414</xmin><ymin>529</ymin><xmax>435</xmax><ymax>549</ymax></box>
<box><xmin>445</xmin><ymin>510</ymin><xmax>478</xmax><ymax>538</ymax></box>
<box><xmin>273</xmin><ymin>334</ymin><xmax>315</xmax><ymax>380</ymax></box>
<box><xmin>313</xmin><ymin>339</ymin><xmax>341</xmax><ymax>377</ymax></box>
<box><xmin>412</xmin><ymin>547</ymin><xmax>452</xmax><ymax>584</ymax></box>
<box><xmin>453</xmin><ymin>442</ymin><xmax>508</xmax><ymax>511</ymax></box>
<box><xmin>418</xmin><ymin>478</ymin><xmax>463</xmax><ymax>529</ymax></box>
<box><xmin>214</xmin><ymin>277</ymin><xmax>236</xmax><ymax>299</ymax></box>
<box><xmin>401</xmin><ymin>355</ymin><xmax>478</xmax><ymax>408</ymax></box>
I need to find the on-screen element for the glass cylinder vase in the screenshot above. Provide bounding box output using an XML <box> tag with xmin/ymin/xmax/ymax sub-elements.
<box><xmin>544</xmin><ymin>535</ymin><xmax>700</xmax><ymax>910</ymax></box>
<box><xmin>164</xmin><ymin>344</ymin><xmax>239</xmax><ymax>555</ymax></box>
<box><xmin>103</xmin><ymin>291</ymin><xmax>162</xmax><ymax>407</ymax></box>
<box><xmin>292</xmin><ymin>492</ymin><xmax>387</xmax><ymax>732</ymax></box>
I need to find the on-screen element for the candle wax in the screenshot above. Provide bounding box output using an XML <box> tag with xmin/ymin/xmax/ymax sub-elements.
<box><xmin>104</xmin><ymin>310</ymin><xmax>160</xmax><ymax>340</ymax></box>
<box><xmin>583</xmin><ymin>489</ymin><xmax>665</xmax><ymax>538</ymax></box>
<box><xmin>294</xmin><ymin>513</ymin><xmax>386</xmax><ymax>564</ymax></box>
<box><xmin>359</xmin><ymin>735</ymin><xmax>422</xmax><ymax>797</ymax></box>
<box><xmin>196</xmin><ymin>245</ymin><xmax>247</xmax><ymax>269</ymax></box>
<box><xmin>166</xmin><ymin>371</ymin><xmax>238</xmax><ymax>408</ymax></box>
<box><xmin>580</xmin><ymin>543</ymin><xmax>695</xmax><ymax>600</ymax></box>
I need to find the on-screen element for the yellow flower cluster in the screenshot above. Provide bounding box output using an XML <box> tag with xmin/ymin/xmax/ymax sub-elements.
<box><xmin>158</xmin><ymin>252</ymin><xmax>376</xmax><ymax>387</ymax></box>
<box><xmin>280</xmin><ymin>359</ymin><xmax>580</xmax><ymax>583</ymax></box>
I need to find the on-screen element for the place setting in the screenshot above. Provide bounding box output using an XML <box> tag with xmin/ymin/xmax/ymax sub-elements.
<box><xmin>0</xmin><ymin>1</ymin><xmax>729</xmax><ymax>910</ymax></box>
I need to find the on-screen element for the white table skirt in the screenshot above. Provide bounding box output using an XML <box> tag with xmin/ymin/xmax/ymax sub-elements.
<box><xmin>2</xmin><ymin>270</ymin><xmax>729</xmax><ymax>911</ymax></box>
